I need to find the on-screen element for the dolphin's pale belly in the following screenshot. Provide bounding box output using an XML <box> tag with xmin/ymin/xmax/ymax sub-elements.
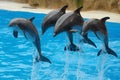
<box><xmin>96</xmin><ymin>31</ymin><xmax>105</xmax><ymax>42</ymax></box>
<box><xmin>24</xmin><ymin>31</ymin><xmax>36</xmax><ymax>42</ymax></box>
<box><xmin>96</xmin><ymin>31</ymin><xmax>107</xmax><ymax>50</ymax></box>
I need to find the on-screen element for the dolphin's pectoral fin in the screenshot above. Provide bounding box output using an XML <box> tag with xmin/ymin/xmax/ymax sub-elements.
<box><xmin>94</xmin><ymin>32</ymin><xmax>100</xmax><ymax>40</ymax></box>
<box><xmin>69</xmin><ymin>29</ymin><xmax>78</xmax><ymax>33</ymax></box>
<box><xmin>82</xmin><ymin>33</ymin><xmax>97</xmax><ymax>48</ymax></box>
<box><xmin>35</xmin><ymin>55</ymin><xmax>51</xmax><ymax>64</ymax></box>
<box><xmin>106</xmin><ymin>47</ymin><xmax>118</xmax><ymax>57</ymax></box>
<box><xmin>13</xmin><ymin>30</ymin><xmax>18</xmax><ymax>38</ymax></box>
<box><xmin>64</xmin><ymin>44</ymin><xmax>79</xmax><ymax>51</ymax></box>
<box><xmin>29</xmin><ymin>17</ymin><xmax>35</xmax><ymax>22</ymax></box>
<box><xmin>97</xmin><ymin>49</ymin><xmax>102</xmax><ymax>56</ymax></box>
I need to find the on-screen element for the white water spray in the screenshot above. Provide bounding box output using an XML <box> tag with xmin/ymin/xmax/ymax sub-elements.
<box><xmin>97</xmin><ymin>53</ymin><xmax>107</xmax><ymax>80</ymax></box>
<box><xmin>62</xmin><ymin>48</ymin><xmax>69</xmax><ymax>80</ymax></box>
<box><xmin>31</xmin><ymin>48</ymin><xmax>41</xmax><ymax>80</ymax></box>
<box><xmin>62</xmin><ymin>36</ymin><xmax>70</xmax><ymax>80</ymax></box>
<box><xmin>75</xmin><ymin>32</ymin><xmax>84</xmax><ymax>80</ymax></box>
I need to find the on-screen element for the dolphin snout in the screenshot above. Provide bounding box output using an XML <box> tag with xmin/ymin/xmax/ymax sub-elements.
<box><xmin>9</xmin><ymin>22</ymin><xmax>15</xmax><ymax>27</ymax></box>
<box><xmin>9</xmin><ymin>23</ymin><xmax>12</xmax><ymax>27</ymax></box>
<box><xmin>81</xmin><ymin>32</ymin><xmax>84</xmax><ymax>36</ymax></box>
<box><xmin>53</xmin><ymin>33</ymin><xmax>56</xmax><ymax>37</ymax></box>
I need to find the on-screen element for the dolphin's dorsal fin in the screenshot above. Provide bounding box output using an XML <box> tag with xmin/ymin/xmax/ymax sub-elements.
<box><xmin>101</xmin><ymin>17</ymin><xmax>110</xmax><ymax>23</ymax></box>
<box><xmin>60</xmin><ymin>5</ymin><xmax>68</xmax><ymax>12</ymax></box>
<box><xmin>74</xmin><ymin>6</ymin><xmax>83</xmax><ymax>14</ymax></box>
<box><xmin>13</xmin><ymin>30</ymin><xmax>18</xmax><ymax>38</ymax></box>
<box><xmin>29</xmin><ymin>17</ymin><xmax>35</xmax><ymax>22</ymax></box>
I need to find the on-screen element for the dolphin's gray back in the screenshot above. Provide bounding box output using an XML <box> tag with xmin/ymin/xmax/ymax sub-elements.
<box><xmin>84</xmin><ymin>19</ymin><xmax>107</xmax><ymax>32</ymax></box>
<box><xmin>83</xmin><ymin>19</ymin><xmax>96</xmax><ymax>30</ymax></box>
<box><xmin>43</xmin><ymin>10</ymin><xmax>59</xmax><ymax>23</ymax></box>
<box><xmin>10</xmin><ymin>18</ymin><xmax>27</xmax><ymax>26</ymax></box>
<box><xmin>54</xmin><ymin>12</ymin><xmax>73</xmax><ymax>31</ymax></box>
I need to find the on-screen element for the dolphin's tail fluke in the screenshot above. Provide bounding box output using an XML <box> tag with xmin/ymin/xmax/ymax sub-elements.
<box><xmin>97</xmin><ymin>47</ymin><xmax>118</xmax><ymax>57</ymax></box>
<box><xmin>64</xmin><ymin>44</ymin><xmax>79</xmax><ymax>51</ymax></box>
<box><xmin>35</xmin><ymin>55</ymin><xmax>51</xmax><ymax>64</ymax></box>
<box><xmin>82</xmin><ymin>34</ymin><xmax>97</xmax><ymax>48</ymax></box>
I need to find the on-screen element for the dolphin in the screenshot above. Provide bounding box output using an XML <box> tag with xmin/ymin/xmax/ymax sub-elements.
<box><xmin>41</xmin><ymin>5</ymin><xmax>68</xmax><ymax>35</ymax></box>
<box><xmin>54</xmin><ymin>6</ymin><xmax>96</xmax><ymax>51</ymax></box>
<box><xmin>81</xmin><ymin>17</ymin><xmax>118</xmax><ymax>57</ymax></box>
<box><xmin>9</xmin><ymin>17</ymin><xmax>51</xmax><ymax>63</ymax></box>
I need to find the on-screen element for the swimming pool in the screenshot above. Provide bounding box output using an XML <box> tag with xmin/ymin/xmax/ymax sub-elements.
<box><xmin>0</xmin><ymin>9</ymin><xmax>120</xmax><ymax>80</ymax></box>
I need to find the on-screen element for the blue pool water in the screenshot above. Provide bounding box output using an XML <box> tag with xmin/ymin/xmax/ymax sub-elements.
<box><xmin>0</xmin><ymin>9</ymin><xmax>120</xmax><ymax>80</ymax></box>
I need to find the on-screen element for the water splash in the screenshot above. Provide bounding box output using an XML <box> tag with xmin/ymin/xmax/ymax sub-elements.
<box><xmin>62</xmin><ymin>49</ymin><xmax>69</xmax><ymax>80</ymax></box>
<box><xmin>75</xmin><ymin>32</ymin><xmax>84</xmax><ymax>80</ymax></box>
<box><xmin>31</xmin><ymin>48</ymin><xmax>40</xmax><ymax>80</ymax></box>
<box><xmin>76</xmin><ymin>52</ymin><xmax>81</xmax><ymax>80</ymax></box>
<box><xmin>31</xmin><ymin>62</ymin><xmax>40</xmax><ymax>80</ymax></box>
<box><xmin>97</xmin><ymin>53</ymin><xmax>107</xmax><ymax>80</ymax></box>
<box><xmin>31</xmin><ymin>47</ymin><xmax>51</xmax><ymax>80</ymax></box>
<box><xmin>62</xmin><ymin>35</ymin><xmax>70</xmax><ymax>80</ymax></box>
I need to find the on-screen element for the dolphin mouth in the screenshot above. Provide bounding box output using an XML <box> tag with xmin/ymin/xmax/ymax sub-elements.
<box><xmin>81</xmin><ymin>32</ymin><xmax>85</xmax><ymax>36</ymax></box>
<box><xmin>9</xmin><ymin>23</ymin><xmax>17</xmax><ymax>27</ymax></box>
<box><xmin>53</xmin><ymin>33</ymin><xmax>56</xmax><ymax>37</ymax></box>
<box><xmin>9</xmin><ymin>24</ymin><xmax>13</xmax><ymax>27</ymax></box>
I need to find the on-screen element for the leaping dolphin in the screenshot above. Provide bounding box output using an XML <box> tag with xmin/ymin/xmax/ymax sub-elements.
<box><xmin>9</xmin><ymin>17</ymin><xmax>51</xmax><ymax>63</ymax></box>
<box><xmin>54</xmin><ymin>6</ymin><xmax>96</xmax><ymax>51</ymax></box>
<box><xmin>81</xmin><ymin>17</ymin><xmax>118</xmax><ymax>57</ymax></box>
<box><xmin>41</xmin><ymin>5</ymin><xmax>68</xmax><ymax>35</ymax></box>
